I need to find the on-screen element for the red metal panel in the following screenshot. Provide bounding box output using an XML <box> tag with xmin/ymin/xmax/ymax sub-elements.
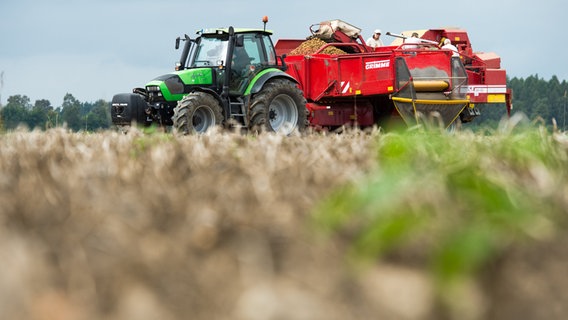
<box><xmin>338</xmin><ymin>54</ymin><xmax>395</xmax><ymax>96</ymax></box>
<box><xmin>283</xmin><ymin>55</ymin><xmax>307</xmax><ymax>92</ymax></box>
<box><xmin>304</xmin><ymin>56</ymin><xmax>334</xmax><ymax>100</ymax></box>
<box><xmin>473</xmin><ymin>52</ymin><xmax>501</xmax><ymax>69</ymax></box>
<box><xmin>484</xmin><ymin>69</ymin><xmax>507</xmax><ymax>85</ymax></box>
<box><xmin>285</xmin><ymin>52</ymin><xmax>395</xmax><ymax>101</ymax></box>
<box><xmin>306</xmin><ymin>101</ymin><xmax>374</xmax><ymax>126</ymax></box>
<box><xmin>466</xmin><ymin>70</ymin><xmax>483</xmax><ymax>85</ymax></box>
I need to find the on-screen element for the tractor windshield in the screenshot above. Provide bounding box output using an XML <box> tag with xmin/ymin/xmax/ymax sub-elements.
<box><xmin>190</xmin><ymin>37</ymin><xmax>228</xmax><ymax>68</ymax></box>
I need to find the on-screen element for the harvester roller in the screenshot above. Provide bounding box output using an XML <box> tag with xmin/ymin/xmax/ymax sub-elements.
<box><xmin>412</xmin><ymin>80</ymin><xmax>449</xmax><ymax>92</ymax></box>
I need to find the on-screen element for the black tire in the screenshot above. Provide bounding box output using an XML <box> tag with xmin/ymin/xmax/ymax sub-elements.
<box><xmin>172</xmin><ymin>92</ymin><xmax>224</xmax><ymax>134</ymax></box>
<box><xmin>249</xmin><ymin>79</ymin><xmax>308</xmax><ymax>135</ymax></box>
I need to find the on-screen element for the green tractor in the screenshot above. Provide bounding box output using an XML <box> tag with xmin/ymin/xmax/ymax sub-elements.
<box><xmin>111</xmin><ymin>22</ymin><xmax>308</xmax><ymax>134</ymax></box>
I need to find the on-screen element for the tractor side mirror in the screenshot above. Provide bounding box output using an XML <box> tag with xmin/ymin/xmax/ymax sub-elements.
<box><xmin>175</xmin><ymin>37</ymin><xmax>181</xmax><ymax>50</ymax></box>
<box><xmin>236</xmin><ymin>35</ymin><xmax>244</xmax><ymax>47</ymax></box>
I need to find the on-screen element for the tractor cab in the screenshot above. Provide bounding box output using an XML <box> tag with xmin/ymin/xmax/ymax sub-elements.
<box><xmin>173</xmin><ymin>28</ymin><xmax>279</xmax><ymax>95</ymax></box>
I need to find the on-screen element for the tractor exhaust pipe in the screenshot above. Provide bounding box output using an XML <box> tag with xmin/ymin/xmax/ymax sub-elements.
<box><xmin>176</xmin><ymin>34</ymin><xmax>192</xmax><ymax>70</ymax></box>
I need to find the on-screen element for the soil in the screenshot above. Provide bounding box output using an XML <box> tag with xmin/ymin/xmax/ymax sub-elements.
<box><xmin>1</xmin><ymin>129</ymin><xmax>567</xmax><ymax>320</ymax></box>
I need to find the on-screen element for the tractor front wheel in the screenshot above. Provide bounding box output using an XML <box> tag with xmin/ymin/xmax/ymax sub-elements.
<box><xmin>249</xmin><ymin>79</ymin><xmax>308</xmax><ymax>135</ymax></box>
<box><xmin>173</xmin><ymin>92</ymin><xmax>224</xmax><ymax>134</ymax></box>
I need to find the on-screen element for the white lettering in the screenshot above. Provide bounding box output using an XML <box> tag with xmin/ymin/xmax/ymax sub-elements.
<box><xmin>365</xmin><ymin>60</ymin><xmax>390</xmax><ymax>70</ymax></box>
<box><xmin>467</xmin><ymin>85</ymin><xmax>507</xmax><ymax>94</ymax></box>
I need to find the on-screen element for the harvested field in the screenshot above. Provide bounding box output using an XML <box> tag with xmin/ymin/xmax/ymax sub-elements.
<box><xmin>1</xmin><ymin>126</ymin><xmax>568</xmax><ymax>320</ymax></box>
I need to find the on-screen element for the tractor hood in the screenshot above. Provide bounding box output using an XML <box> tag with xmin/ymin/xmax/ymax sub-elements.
<box><xmin>145</xmin><ymin>68</ymin><xmax>214</xmax><ymax>101</ymax></box>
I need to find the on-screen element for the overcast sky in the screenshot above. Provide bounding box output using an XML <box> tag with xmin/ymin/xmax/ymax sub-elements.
<box><xmin>0</xmin><ymin>0</ymin><xmax>565</xmax><ymax>107</ymax></box>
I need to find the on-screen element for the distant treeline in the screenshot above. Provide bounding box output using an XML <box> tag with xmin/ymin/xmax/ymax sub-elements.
<box><xmin>1</xmin><ymin>75</ymin><xmax>567</xmax><ymax>132</ymax></box>
<box><xmin>0</xmin><ymin>93</ymin><xmax>110</xmax><ymax>132</ymax></box>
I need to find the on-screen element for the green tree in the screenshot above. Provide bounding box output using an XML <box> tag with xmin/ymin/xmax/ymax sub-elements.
<box><xmin>61</xmin><ymin>93</ymin><xmax>82</xmax><ymax>131</ymax></box>
<box><xmin>533</xmin><ymin>97</ymin><xmax>550</xmax><ymax>123</ymax></box>
<box><xmin>0</xmin><ymin>95</ymin><xmax>32</xmax><ymax>129</ymax></box>
<box><xmin>34</xmin><ymin>99</ymin><xmax>51</xmax><ymax>111</ymax></box>
<box><xmin>7</xmin><ymin>94</ymin><xmax>32</xmax><ymax>110</ymax></box>
<box><xmin>27</xmin><ymin>99</ymin><xmax>52</xmax><ymax>130</ymax></box>
<box><xmin>46</xmin><ymin>108</ymin><xmax>61</xmax><ymax>129</ymax></box>
<box><xmin>85</xmin><ymin>99</ymin><xmax>111</xmax><ymax>131</ymax></box>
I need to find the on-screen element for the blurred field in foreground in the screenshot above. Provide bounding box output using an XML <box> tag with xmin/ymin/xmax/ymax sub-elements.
<box><xmin>1</xmin><ymin>122</ymin><xmax>568</xmax><ymax>320</ymax></box>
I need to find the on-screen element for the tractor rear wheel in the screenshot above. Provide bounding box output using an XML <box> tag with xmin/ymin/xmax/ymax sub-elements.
<box><xmin>249</xmin><ymin>79</ymin><xmax>308</xmax><ymax>135</ymax></box>
<box><xmin>173</xmin><ymin>92</ymin><xmax>224</xmax><ymax>134</ymax></box>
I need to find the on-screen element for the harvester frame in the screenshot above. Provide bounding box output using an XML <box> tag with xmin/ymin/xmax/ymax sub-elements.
<box><xmin>275</xmin><ymin>20</ymin><xmax>476</xmax><ymax>130</ymax></box>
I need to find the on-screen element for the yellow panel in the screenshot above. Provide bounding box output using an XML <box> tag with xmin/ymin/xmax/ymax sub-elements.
<box><xmin>355</xmin><ymin>90</ymin><xmax>361</xmax><ymax>95</ymax></box>
<box><xmin>487</xmin><ymin>94</ymin><xmax>506</xmax><ymax>103</ymax></box>
<box><xmin>388</xmin><ymin>86</ymin><xmax>394</xmax><ymax>92</ymax></box>
<box><xmin>455</xmin><ymin>36</ymin><xmax>461</xmax><ymax>41</ymax></box>
<box><xmin>392</xmin><ymin>96</ymin><xmax>469</xmax><ymax>105</ymax></box>
<box><xmin>328</xmin><ymin>111</ymin><xmax>334</xmax><ymax>116</ymax></box>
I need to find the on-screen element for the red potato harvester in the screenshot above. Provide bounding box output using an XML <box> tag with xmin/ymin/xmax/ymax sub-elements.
<box><xmin>275</xmin><ymin>20</ymin><xmax>512</xmax><ymax>130</ymax></box>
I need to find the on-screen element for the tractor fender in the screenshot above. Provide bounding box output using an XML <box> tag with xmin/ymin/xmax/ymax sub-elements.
<box><xmin>188</xmin><ymin>87</ymin><xmax>225</xmax><ymax>111</ymax></box>
<box><xmin>249</xmin><ymin>71</ymin><xmax>299</xmax><ymax>95</ymax></box>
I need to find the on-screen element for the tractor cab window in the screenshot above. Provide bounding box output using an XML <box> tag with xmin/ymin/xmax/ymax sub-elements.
<box><xmin>241</xmin><ymin>34</ymin><xmax>261</xmax><ymax>66</ymax></box>
<box><xmin>261</xmin><ymin>34</ymin><xmax>277</xmax><ymax>66</ymax></box>
<box><xmin>238</xmin><ymin>33</ymin><xmax>277</xmax><ymax>67</ymax></box>
<box><xmin>227</xmin><ymin>33</ymin><xmax>279</xmax><ymax>94</ymax></box>
<box><xmin>229</xmin><ymin>33</ymin><xmax>269</xmax><ymax>93</ymax></box>
<box><xmin>191</xmin><ymin>37</ymin><xmax>228</xmax><ymax>67</ymax></box>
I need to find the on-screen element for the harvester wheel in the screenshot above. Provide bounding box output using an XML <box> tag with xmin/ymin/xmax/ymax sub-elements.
<box><xmin>173</xmin><ymin>92</ymin><xmax>224</xmax><ymax>134</ymax></box>
<box><xmin>249</xmin><ymin>79</ymin><xmax>308</xmax><ymax>135</ymax></box>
